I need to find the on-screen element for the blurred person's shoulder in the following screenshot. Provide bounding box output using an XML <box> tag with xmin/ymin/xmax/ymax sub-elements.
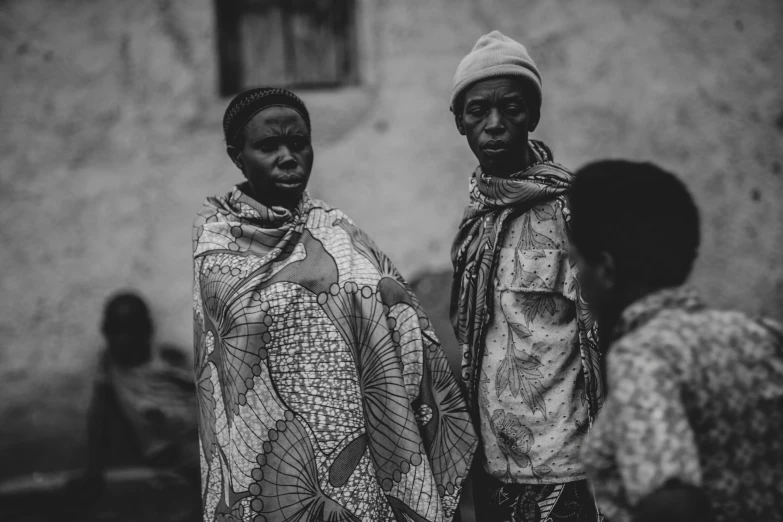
<box><xmin>613</xmin><ymin>302</ymin><xmax>783</xmax><ymax>380</ymax></box>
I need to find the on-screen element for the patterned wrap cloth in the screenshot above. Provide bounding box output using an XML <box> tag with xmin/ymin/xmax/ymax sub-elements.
<box><xmin>450</xmin><ymin>140</ymin><xmax>603</xmax><ymax>422</ymax></box>
<box><xmin>582</xmin><ymin>286</ymin><xmax>783</xmax><ymax>521</ymax></box>
<box><xmin>193</xmin><ymin>184</ymin><xmax>477</xmax><ymax>522</ymax></box>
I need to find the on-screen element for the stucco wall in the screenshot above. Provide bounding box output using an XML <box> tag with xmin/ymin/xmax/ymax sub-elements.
<box><xmin>1</xmin><ymin>0</ymin><xmax>781</xmax><ymax>477</ymax></box>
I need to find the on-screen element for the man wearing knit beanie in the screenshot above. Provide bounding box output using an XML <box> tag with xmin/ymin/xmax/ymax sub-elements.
<box><xmin>449</xmin><ymin>31</ymin><xmax>603</xmax><ymax>522</ymax></box>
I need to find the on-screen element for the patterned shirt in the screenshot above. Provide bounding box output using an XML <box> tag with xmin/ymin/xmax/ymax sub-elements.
<box><xmin>582</xmin><ymin>286</ymin><xmax>783</xmax><ymax>521</ymax></box>
<box><xmin>478</xmin><ymin>196</ymin><xmax>591</xmax><ymax>484</ymax></box>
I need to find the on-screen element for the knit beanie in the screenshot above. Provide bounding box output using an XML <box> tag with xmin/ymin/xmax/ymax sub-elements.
<box><xmin>450</xmin><ymin>31</ymin><xmax>542</xmax><ymax>129</ymax></box>
<box><xmin>223</xmin><ymin>87</ymin><xmax>311</xmax><ymax>147</ymax></box>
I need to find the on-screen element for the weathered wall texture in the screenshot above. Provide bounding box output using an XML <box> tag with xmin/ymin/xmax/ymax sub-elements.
<box><xmin>1</xmin><ymin>0</ymin><xmax>781</xmax><ymax>477</ymax></box>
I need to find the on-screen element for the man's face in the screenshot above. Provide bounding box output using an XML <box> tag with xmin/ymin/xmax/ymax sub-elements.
<box><xmin>230</xmin><ymin>106</ymin><xmax>314</xmax><ymax>209</ymax></box>
<box><xmin>457</xmin><ymin>77</ymin><xmax>531</xmax><ymax>177</ymax></box>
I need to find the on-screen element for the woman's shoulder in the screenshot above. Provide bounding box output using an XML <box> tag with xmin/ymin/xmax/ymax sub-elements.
<box><xmin>193</xmin><ymin>189</ymin><xmax>240</xmax><ymax>226</ymax></box>
<box><xmin>304</xmin><ymin>196</ymin><xmax>357</xmax><ymax>228</ymax></box>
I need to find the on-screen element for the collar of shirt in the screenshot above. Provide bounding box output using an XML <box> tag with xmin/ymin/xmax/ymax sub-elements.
<box><xmin>613</xmin><ymin>285</ymin><xmax>705</xmax><ymax>342</ymax></box>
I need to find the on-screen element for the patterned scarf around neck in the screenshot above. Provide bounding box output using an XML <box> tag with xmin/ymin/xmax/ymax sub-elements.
<box><xmin>450</xmin><ymin>140</ymin><xmax>603</xmax><ymax>420</ymax></box>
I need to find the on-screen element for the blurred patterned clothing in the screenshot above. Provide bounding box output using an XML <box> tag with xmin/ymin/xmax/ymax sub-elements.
<box><xmin>193</xmin><ymin>185</ymin><xmax>477</xmax><ymax>521</ymax></box>
<box><xmin>98</xmin><ymin>351</ymin><xmax>198</xmax><ymax>465</ymax></box>
<box><xmin>582</xmin><ymin>286</ymin><xmax>783</xmax><ymax>521</ymax></box>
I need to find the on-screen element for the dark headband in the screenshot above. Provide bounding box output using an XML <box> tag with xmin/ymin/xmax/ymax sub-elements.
<box><xmin>223</xmin><ymin>87</ymin><xmax>311</xmax><ymax>146</ymax></box>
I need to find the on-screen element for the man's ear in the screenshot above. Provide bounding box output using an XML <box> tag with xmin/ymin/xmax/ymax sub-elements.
<box><xmin>455</xmin><ymin>112</ymin><xmax>466</xmax><ymax>136</ymax></box>
<box><xmin>227</xmin><ymin>145</ymin><xmax>244</xmax><ymax>172</ymax></box>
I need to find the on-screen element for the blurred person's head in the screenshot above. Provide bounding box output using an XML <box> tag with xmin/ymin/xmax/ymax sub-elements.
<box><xmin>223</xmin><ymin>88</ymin><xmax>314</xmax><ymax>210</ymax></box>
<box><xmin>567</xmin><ymin>160</ymin><xmax>700</xmax><ymax>326</ymax></box>
<box><xmin>101</xmin><ymin>291</ymin><xmax>153</xmax><ymax>367</ymax></box>
<box><xmin>451</xmin><ymin>31</ymin><xmax>542</xmax><ymax>177</ymax></box>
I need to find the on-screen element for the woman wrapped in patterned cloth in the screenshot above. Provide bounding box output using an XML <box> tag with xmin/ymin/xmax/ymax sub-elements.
<box><xmin>192</xmin><ymin>88</ymin><xmax>477</xmax><ymax>522</ymax></box>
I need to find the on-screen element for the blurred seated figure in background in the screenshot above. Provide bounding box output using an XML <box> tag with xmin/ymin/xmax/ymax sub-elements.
<box><xmin>70</xmin><ymin>291</ymin><xmax>199</xmax><ymax>504</ymax></box>
<box><xmin>568</xmin><ymin>160</ymin><xmax>783</xmax><ymax>522</ymax></box>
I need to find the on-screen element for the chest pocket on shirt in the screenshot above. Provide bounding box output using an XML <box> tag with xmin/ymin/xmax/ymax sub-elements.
<box><xmin>499</xmin><ymin>249</ymin><xmax>576</xmax><ymax>297</ymax></box>
<box><xmin>496</xmin><ymin>248</ymin><xmax>578</xmax><ymax>327</ymax></box>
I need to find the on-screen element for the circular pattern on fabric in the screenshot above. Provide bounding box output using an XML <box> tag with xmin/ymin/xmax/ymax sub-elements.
<box><xmin>200</xmin><ymin>278</ymin><xmax>276</xmax><ymax>415</ymax></box>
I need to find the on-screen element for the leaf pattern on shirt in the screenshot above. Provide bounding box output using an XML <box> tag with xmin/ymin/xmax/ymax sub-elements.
<box><xmin>495</xmin><ymin>324</ymin><xmax>548</xmax><ymax>418</ymax></box>
<box><xmin>532</xmin><ymin>203</ymin><xmax>556</xmax><ymax>222</ymax></box>
<box><xmin>519</xmin><ymin>294</ymin><xmax>558</xmax><ymax>325</ymax></box>
<box><xmin>512</xmin><ymin>252</ymin><xmax>547</xmax><ymax>289</ymax></box>
<box><xmin>517</xmin><ymin>207</ymin><xmax>559</xmax><ymax>251</ymax></box>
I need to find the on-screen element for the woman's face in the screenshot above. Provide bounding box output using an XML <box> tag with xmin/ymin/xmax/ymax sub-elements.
<box><xmin>230</xmin><ymin>106</ymin><xmax>314</xmax><ymax>209</ymax></box>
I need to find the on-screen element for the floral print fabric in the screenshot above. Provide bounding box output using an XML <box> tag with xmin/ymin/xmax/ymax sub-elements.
<box><xmin>478</xmin><ymin>199</ymin><xmax>591</xmax><ymax>484</ymax></box>
<box><xmin>582</xmin><ymin>286</ymin><xmax>783</xmax><ymax>521</ymax></box>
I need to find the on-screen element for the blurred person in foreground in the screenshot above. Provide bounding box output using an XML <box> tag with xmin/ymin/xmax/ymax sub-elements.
<box><xmin>192</xmin><ymin>87</ymin><xmax>476</xmax><ymax>521</ymax></box>
<box><xmin>568</xmin><ymin>160</ymin><xmax>783</xmax><ymax>521</ymax></box>
<box><xmin>71</xmin><ymin>292</ymin><xmax>200</xmax><ymax>506</ymax></box>
<box><xmin>449</xmin><ymin>31</ymin><xmax>603</xmax><ymax>521</ymax></box>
